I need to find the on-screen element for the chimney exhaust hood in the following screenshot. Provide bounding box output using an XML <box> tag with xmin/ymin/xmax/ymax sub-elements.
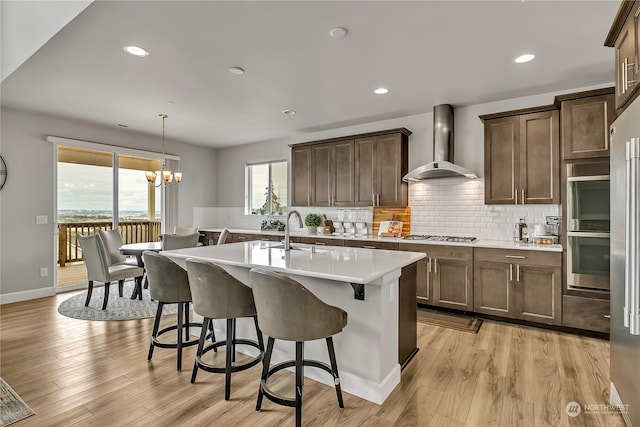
<box><xmin>403</xmin><ymin>104</ymin><xmax>478</xmax><ymax>181</ymax></box>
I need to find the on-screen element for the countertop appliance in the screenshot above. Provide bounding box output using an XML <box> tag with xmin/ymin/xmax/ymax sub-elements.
<box><xmin>610</xmin><ymin>96</ymin><xmax>640</xmax><ymax>427</ymax></box>
<box><xmin>403</xmin><ymin>235</ymin><xmax>478</xmax><ymax>243</ymax></box>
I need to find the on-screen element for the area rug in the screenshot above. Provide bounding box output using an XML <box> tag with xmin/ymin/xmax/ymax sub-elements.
<box><xmin>58</xmin><ymin>280</ymin><xmax>177</xmax><ymax>321</ymax></box>
<box><xmin>417</xmin><ymin>308</ymin><xmax>483</xmax><ymax>333</ymax></box>
<box><xmin>0</xmin><ymin>378</ymin><xmax>34</xmax><ymax>426</ymax></box>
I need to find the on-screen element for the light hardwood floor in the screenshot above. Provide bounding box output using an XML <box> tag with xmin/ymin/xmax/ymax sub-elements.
<box><xmin>0</xmin><ymin>292</ymin><xmax>625</xmax><ymax>427</ymax></box>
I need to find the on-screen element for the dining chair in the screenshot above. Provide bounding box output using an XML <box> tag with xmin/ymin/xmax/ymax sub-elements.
<box><xmin>98</xmin><ymin>229</ymin><xmax>139</xmax><ymax>267</ymax></box>
<box><xmin>162</xmin><ymin>233</ymin><xmax>200</xmax><ymax>250</ymax></box>
<box><xmin>174</xmin><ymin>226</ymin><xmax>199</xmax><ymax>235</ymax></box>
<box><xmin>77</xmin><ymin>234</ymin><xmax>144</xmax><ymax>310</ymax></box>
<box><xmin>217</xmin><ymin>228</ymin><xmax>229</xmax><ymax>245</ymax></box>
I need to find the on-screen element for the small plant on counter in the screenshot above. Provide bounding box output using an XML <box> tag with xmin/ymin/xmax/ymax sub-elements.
<box><xmin>304</xmin><ymin>214</ymin><xmax>322</xmax><ymax>227</ymax></box>
<box><xmin>260</xmin><ymin>219</ymin><xmax>285</xmax><ymax>231</ymax></box>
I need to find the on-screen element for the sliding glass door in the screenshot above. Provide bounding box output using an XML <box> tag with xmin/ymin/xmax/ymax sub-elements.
<box><xmin>56</xmin><ymin>146</ymin><xmax>162</xmax><ymax>289</ymax></box>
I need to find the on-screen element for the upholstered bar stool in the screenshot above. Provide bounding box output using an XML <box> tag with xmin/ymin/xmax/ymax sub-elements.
<box><xmin>186</xmin><ymin>258</ymin><xmax>264</xmax><ymax>401</ymax></box>
<box><xmin>143</xmin><ymin>252</ymin><xmax>205</xmax><ymax>371</ymax></box>
<box><xmin>249</xmin><ymin>268</ymin><xmax>347</xmax><ymax>427</ymax></box>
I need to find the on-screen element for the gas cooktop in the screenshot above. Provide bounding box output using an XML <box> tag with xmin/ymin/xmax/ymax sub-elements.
<box><xmin>403</xmin><ymin>235</ymin><xmax>478</xmax><ymax>243</ymax></box>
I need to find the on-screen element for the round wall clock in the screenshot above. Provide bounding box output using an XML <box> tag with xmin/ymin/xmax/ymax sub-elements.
<box><xmin>0</xmin><ymin>155</ymin><xmax>6</xmax><ymax>190</ymax></box>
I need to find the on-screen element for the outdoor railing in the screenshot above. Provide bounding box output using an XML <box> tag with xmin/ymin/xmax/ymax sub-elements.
<box><xmin>58</xmin><ymin>221</ymin><xmax>161</xmax><ymax>266</ymax></box>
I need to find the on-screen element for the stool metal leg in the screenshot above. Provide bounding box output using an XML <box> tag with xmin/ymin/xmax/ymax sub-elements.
<box><xmin>253</xmin><ymin>315</ymin><xmax>264</xmax><ymax>352</ymax></box>
<box><xmin>295</xmin><ymin>341</ymin><xmax>303</xmax><ymax>427</ymax></box>
<box><xmin>225</xmin><ymin>318</ymin><xmax>234</xmax><ymax>400</ymax></box>
<box><xmin>177</xmin><ymin>302</ymin><xmax>184</xmax><ymax>371</ymax></box>
<box><xmin>191</xmin><ymin>317</ymin><xmax>210</xmax><ymax>384</ymax></box>
<box><xmin>256</xmin><ymin>337</ymin><xmax>275</xmax><ymax>411</ymax></box>
<box><xmin>326</xmin><ymin>337</ymin><xmax>344</xmax><ymax>408</ymax></box>
<box><xmin>148</xmin><ymin>302</ymin><xmax>163</xmax><ymax>360</ymax></box>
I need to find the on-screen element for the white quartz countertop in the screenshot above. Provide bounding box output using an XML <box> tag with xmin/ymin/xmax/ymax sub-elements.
<box><xmin>200</xmin><ymin>228</ymin><xmax>563</xmax><ymax>252</ymax></box>
<box><xmin>162</xmin><ymin>240</ymin><xmax>426</xmax><ymax>284</ymax></box>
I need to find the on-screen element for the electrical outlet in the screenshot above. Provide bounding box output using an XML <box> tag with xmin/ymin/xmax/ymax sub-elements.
<box><xmin>40</xmin><ymin>268</ymin><xmax>48</xmax><ymax>277</ymax></box>
<box><xmin>36</xmin><ymin>215</ymin><xmax>48</xmax><ymax>225</ymax></box>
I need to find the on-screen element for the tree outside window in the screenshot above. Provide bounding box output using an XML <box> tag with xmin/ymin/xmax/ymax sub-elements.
<box><xmin>247</xmin><ymin>160</ymin><xmax>287</xmax><ymax>215</ymax></box>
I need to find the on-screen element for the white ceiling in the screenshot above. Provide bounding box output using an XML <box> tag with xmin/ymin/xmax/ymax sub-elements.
<box><xmin>0</xmin><ymin>1</ymin><xmax>620</xmax><ymax>149</ymax></box>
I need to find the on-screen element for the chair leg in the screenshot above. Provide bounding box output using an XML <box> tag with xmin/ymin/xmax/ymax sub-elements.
<box><xmin>137</xmin><ymin>276</ymin><xmax>143</xmax><ymax>300</ymax></box>
<box><xmin>102</xmin><ymin>282</ymin><xmax>111</xmax><ymax>310</ymax></box>
<box><xmin>148</xmin><ymin>302</ymin><xmax>163</xmax><ymax>361</ymax></box>
<box><xmin>253</xmin><ymin>315</ymin><xmax>264</xmax><ymax>352</ymax></box>
<box><xmin>326</xmin><ymin>337</ymin><xmax>344</xmax><ymax>408</ymax></box>
<box><xmin>225</xmin><ymin>318</ymin><xmax>234</xmax><ymax>400</ymax></box>
<box><xmin>295</xmin><ymin>341</ymin><xmax>304</xmax><ymax>427</ymax></box>
<box><xmin>256</xmin><ymin>337</ymin><xmax>275</xmax><ymax>411</ymax></box>
<box><xmin>118</xmin><ymin>280</ymin><xmax>124</xmax><ymax>297</ymax></box>
<box><xmin>191</xmin><ymin>317</ymin><xmax>210</xmax><ymax>384</ymax></box>
<box><xmin>177</xmin><ymin>302</ymin><xmax>184</xmax><ymax>371</ymax></box>
<box><xmin>143</xmin><ymin>271</ymin><xmax>149</xmax><ymax>289</ymax></box>
<box><xmin>85</xmin><ymin>280</ymin><xmax>93</xmax><ymax>306</ymax></box>
<box><xmin>184</xmin><ymin>302</ymin><xmax>190</xmax><ymax>341</ymax></box>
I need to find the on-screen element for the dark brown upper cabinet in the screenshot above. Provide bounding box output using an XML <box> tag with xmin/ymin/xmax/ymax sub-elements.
<box><xmin>605</xmin><ymin>1</ymin><xmax>640</xmax><ymax>112</ymax></box>
<box><xmin>555</xmin><ymin>88</ymin><xmax>617</xmax><ymax>160</ymax></box>
<box><xmin>481</xmin><ymin>107</ymin><xmax>560</xmax><ymax>205</ymax></box>
<box><xmin>290</xmin><ymin>128</ymin><xmax>410</xmax><ymax>207</ymax></box>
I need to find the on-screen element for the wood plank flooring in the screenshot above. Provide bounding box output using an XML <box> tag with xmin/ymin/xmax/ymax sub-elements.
<box><xmin>0</xmin><ymin>292</ymin><xmax>625</xmax><ymax>427</ymax></box>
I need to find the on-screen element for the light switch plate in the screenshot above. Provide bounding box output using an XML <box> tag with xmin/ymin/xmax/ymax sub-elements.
<box><xmin>40</xmin><ymin>268</ymin><xmax>48</xmax><ymax>277</ymax></box>
<box><xmin>36</xmin><ymin>215</ymin><xmax>48</xmax><ymax>225</ymax></box>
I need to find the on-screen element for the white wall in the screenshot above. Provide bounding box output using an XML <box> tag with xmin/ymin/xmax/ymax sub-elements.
<box><xmin>0</xmin><ymin>107</ymin><xmax>217</xmax><ymax>302</ymax></box>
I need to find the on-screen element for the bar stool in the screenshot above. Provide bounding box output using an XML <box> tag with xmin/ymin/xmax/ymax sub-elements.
<box><xmin>186</xmin><ymin>258</ymin><xmax>264</xmax><ymax>401</ymax></box>
<box><xmin>249</xmin><ymin>268</ymin><xmax>347</xmax><ymax>427</ymax></box>
<box><xmin>143</xmin><ymin>252</ymin><xmax>206</xmax><ymax>371</ymax></box>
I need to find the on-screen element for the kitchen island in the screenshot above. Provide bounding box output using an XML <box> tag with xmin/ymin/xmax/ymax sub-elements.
<box><xmin>162</xmin><ymin>240</ymin><xmax>425</xmax><ymax>404</ymax></box>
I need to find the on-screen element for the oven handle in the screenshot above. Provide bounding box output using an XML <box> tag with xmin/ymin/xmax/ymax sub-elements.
<box><xmin>566</xmin><ymin>175</ymin><xmax>610</xmax><ymax>182</ymax></box>
<box><xmin>566</xmin><ymin>231</ymin><xmax>611</xmax><ymax>238</ymax></box>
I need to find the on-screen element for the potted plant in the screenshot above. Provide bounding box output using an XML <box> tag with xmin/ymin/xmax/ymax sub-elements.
<box><xmin>304</xmin><ymin>213</ymin><xmax>322</xmax><ymax>234</ymax></box>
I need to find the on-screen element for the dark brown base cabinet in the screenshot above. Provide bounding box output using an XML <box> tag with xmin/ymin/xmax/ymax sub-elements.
<box><xmin>400</xmin><ymin>244</ymin><xmax>473</xmax><ymax>311</ymax></box>
<box><xmin>474</xmin><ymin>248</ymin><xmax>562</xmax><ymax>326</ymax></box>
<box><xmin>562</xmin><ymin>295</ymin><xmax>610</xmax><ymax>333</ymax></box>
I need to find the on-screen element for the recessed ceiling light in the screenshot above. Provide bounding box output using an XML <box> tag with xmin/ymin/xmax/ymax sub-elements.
<box><xmin>329</xmin><ymin>27</ymin><xmax>348</xmax><ymax>38</ymax></box>
<box><xmin>514</xmin><ymin>53</ymin><xmax>536</xmax><ymax>64</ymax></box>
<box><xmin>123</xmin><ymin>45</ymin><xmax>149</xmax><ymax>57</ymax></box>
<box><xmin>229</xmin><ymin>66</ymin><xmax>245</xmax><ymax>75</ymax></box>
<box><xmin>374</xmin><ymin>87</ymin><xmax>389</xmax><ymax>95</ymax></box>
<box><xmin>282</xmin><ymin>109</ymin><xmax>296</xmax><ymax>115</ymax></box>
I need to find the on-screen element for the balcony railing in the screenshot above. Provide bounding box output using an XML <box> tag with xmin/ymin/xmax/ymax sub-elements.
<box><xmin>58</xmin><ymin>221</ymin><xmax>161</xmax><ymax>266</ymax></box>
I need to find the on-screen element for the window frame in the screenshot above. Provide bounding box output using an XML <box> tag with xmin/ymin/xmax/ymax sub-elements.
<box><xmin>245</xmin><ymin>159</ymin><xmax>288</xmax><ymax>215</ymax></box>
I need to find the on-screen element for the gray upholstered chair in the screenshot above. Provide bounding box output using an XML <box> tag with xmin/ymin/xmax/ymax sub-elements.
<box><xmin>249</xmin><ymin>268</ymin><xmax>347</xmax><ymax>426</ymax></box>
<box><xmin>174</xmin><ymin>226</ymin><xmax>198</xmax><ymax>235</ymax></box>
<box><xmin>143</xmin><ymin>252</ymin><xmax>203</xmax><ymax>371</ymax></box>
<box><xmin>186</xmin><ymin>259</ymin><xmax>264</xmax><ymax>400</ymax></box>
<box><xmin>217</xmin><ymin>228</ymin><xmax>229</xmax><ymax>245</ymax></box>
<box><xmin>77</xmin><ymin>234</ymin><xmax>144</xmax><ymax>310</ymax></box>
<box><xmin>162</xmin><ymin>232</ymin><xmax>200</xmax><ymax>250</ymax></box>
<box><xmin>97</xmin><ymin>229</ymin><xmax>138</xmax><ymax>267</ymax></box>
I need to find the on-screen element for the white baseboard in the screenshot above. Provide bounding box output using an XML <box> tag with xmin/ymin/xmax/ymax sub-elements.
<box><xmin>0</xmin><ymin>286</ymin><xmax>56</xmax><ymax>305</ymax></box>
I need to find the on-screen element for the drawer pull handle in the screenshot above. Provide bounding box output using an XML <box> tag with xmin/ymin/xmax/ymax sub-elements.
<box><xmin>505</xmin><ymin>255</ymin><xmax>526</xmax><ymax>259</ymax></box>
<box><xmin>314</xmin><ymin>242</ymin><xmax>327</xmax><ymax>245</ymax></box>
<box><xmin>604</xmin><ymin>314</ymin><xmax>611</xmax><ymax>319</ymax></box>
<box><xmin>362</xmin><ymin>245</ymin><xmax>377</xmax><ymax>249</ymax></box>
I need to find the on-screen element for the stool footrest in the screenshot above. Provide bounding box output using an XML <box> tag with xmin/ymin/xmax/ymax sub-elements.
<box><xmin>151</xmin><ymin>322</ymin><xmax>205</xmax><ymax>349</ymax></box>
<box><xmin>260</xmin><ymin>358</ymin><xmax>335</xmax><ymax>408</ymax></box>
<box><xmin>195</xmin><ymin>338</ymin><xmax>263</xmax><ymax>373</ymax></box>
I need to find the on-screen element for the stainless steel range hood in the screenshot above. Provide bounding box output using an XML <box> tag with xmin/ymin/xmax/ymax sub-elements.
<box><xmin>403</xmin><ymin>104</ymin><xmax>477</xmax><ymax>181</ymax></box>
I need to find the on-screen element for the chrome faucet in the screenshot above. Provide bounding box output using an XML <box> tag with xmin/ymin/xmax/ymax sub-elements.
<box><xmin>284</xmin><ymin>210</ymin><xmax>303</xmax><ymax>251</ymax></box>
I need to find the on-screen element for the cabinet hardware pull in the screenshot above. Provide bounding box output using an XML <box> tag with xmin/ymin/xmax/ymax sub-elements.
<box><xmin>604</xmin><ymin>314</ymin><xmax>611</xmax><ymax>319</ymax></box>
<box><xmin>505</xmin><ymin>255</ymin><xmax>526</xmax><ymax>259</ymax></box>
<box><xmin>509</xmin><ymin>264</ymin><xmax>513</xmax><ymax>281</ymax></box>
<box><xmin>434</xmin><ymin>258</ymin><xmax>437</xmax><ymax>273</ymax></box>
<box><xmin>627</xmin><ymin>60</ymin><xmax>636</xmax><ymax>87</ymax></box>
<box><xmin>428</xmin><ymin>257</ymin><xmax>431</xmax><ymax>273</ymax></box>
<box><xmin>514</xmin><ymin>189</ymin><xmax>518</xmax><ymax>204</ymax></box>
<box><xmin>377</xmin><ymin>194</ymin><xmax>380</xmax><ymax>206</ymax></box>
<box><xmin>362</xmin><ymin>245</ymin><xmax>376</xmax><ymax>249</ymax></box>
<box><xmin>516</xmin><ymin>264</ymin><xmax>520</xmax><ymax>282</ymax></box>
<box><xmin>372</xmin><ymin>192</ymin><xmax>376</xmax><ymax>206</ymax></box>
<box><xmin>314</xmin><ymin>242</ymin><xmax>327</xmax><ymax>245</ymax></box>
<box><xmin>521</xmin><ymin>189</ymin><xmax>525</xmax><ymax>205</ymax></box>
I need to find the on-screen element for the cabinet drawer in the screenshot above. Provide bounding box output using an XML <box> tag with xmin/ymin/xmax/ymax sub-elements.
<box><xmin>345</xmin><ymin>240</ymin><xmax>398</xmax><ymax>250</ymax></box>
<box><xmin>562</xmin><ymin>295</ymin><xmax>610</xmax><ymax>333</ymax></box>
<box><xmin>229</xmin><ymin>233</ymin><xmax>256</xmax><ymax>242</ymax></box>
<box><xmin>298</xmin><ymin>236</ymin><xmax>344</xmax><ymax>246</ymax></box>
<box><xmin>474</xmin><ymin>248</ymin><xmax>561</xmax><ymax>267</ymax></box>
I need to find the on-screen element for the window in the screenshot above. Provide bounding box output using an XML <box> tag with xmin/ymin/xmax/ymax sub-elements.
<box><xmin>246</xmin><ymin>160</ymin><xmax>288</xmax><ymax>215</ymax></box>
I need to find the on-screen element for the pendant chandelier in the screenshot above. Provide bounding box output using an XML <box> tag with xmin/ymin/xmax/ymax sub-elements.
<box><xmin>145</xmin><ymin>113</ymin><xmax>182</xmax><ymax>186</ymax></box>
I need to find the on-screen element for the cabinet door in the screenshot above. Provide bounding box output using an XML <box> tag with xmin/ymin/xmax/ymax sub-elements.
<box><xmin>376</xmin><ymin>133</ymin><xmax>407</xmax><ymax>206</ymax></box>
<box><xmin>614</xmin><ymin>11</ymin><xmax>639</xmax><ymax>109</ymax></box>
<box><xmin>354</xmin><ymin>137</ymin><xmax>376</xmax><ymax>206</ymax></box>
<box><xmin>291</xmin><ymin>146</ymin><xmax>311</xmax><ymax>206</ymax></box>
<box><xmin>520</xmin><ymin>110</ymin><xmax>559</xmax><ymax>204</ymax></box>
<box><xmin>333</xmin><ymin>140</ymin><xmax>354</xmax><ymax>206</ymax></box>
<box><xmin>561</xmin><ymin>94</ymin><xmax>616</xmax><ymax>159</ymax></box>
<box><xmin>416</xmin><ymin>258</ymin><xmax>431</xmax><ymax>304</ymax></box>
<box><xmin>513</xmin><ymin>264</ymin><xmax>562</xmax><ymax>325</ymax></box>
<box><xmin>433</xmin><ymin>257</ymin><xmax>473</xmax><ymax>311</ymax></box>
<box><xmin>311</xmin><ymin>143</ymin><xmax>332</xmax><ymax>206</ymax></box>
<box><xmin>484</xmin><ymin>116</ymin><xmax>519</xmax><ymax>204</ymax></box>
<box><xmin>473</xmin><ymin>260</ymin><xmax>513</xmax><ymax>318</ymax></box>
